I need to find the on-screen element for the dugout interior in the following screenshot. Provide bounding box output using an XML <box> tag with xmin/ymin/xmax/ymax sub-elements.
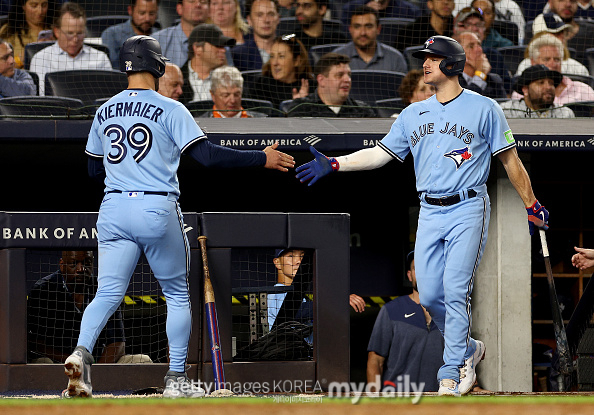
<box><xmin>0</xmin><ymin>211</ymin><xmax>349</xmax><ymax>393</ymax></box>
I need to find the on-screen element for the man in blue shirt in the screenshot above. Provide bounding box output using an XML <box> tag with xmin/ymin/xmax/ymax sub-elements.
<box><xmin>367</xmin><ymin>251</ymin><xmax>444</xmax><ymax>392</ymax></box>
<box><xmin>152</xmin><ymin>0</ymin><xmax>210</xmax><ymax>67</ymax></box>
<box><xmin>101</xmin><ymin>0</ymin><xmax>160</xmax><ymax>68</ymax></box>
<box><xmin>333</xmin><ymin>6</ymin><xmax>408</xmax><ymax>72</ymax></box>
<box><xmin>0</xmin><ymin>40</ymin><xmax>35</xmax><ymax>97</ymax></box>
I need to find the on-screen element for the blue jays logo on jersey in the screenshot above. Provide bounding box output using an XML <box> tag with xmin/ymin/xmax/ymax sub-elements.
<box><xmin>444</xmin><ymin>146</ymin><xmax>472</xmax><ymax>169</ymax></box>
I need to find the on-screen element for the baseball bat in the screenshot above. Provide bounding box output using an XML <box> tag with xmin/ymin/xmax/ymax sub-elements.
<box><xmin>539</xmin><ymin>229</ymin><xmax>572</xmax><ymax>377</ymax></box>
<box><xmin>198</xmin><ymin>235</ymin><xmax>226</xmax><ymax>391</ymax></box>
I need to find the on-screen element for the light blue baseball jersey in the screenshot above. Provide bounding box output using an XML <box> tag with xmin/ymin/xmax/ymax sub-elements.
<box><xmin>85</xmin><ymin>89</ymin><xmax>206</xmax><ymax>196</ymax></box>
<box><xmin>379</xmin><ymin>89</ymin><xmax>516</xmax><ymax>195</ymax></box>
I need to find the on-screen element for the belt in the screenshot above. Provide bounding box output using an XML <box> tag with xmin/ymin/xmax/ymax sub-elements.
<box><xmin>424</xmin><ymin>189</ymin><xmax>477</xmax><ymax>206</ymax></box>
<box><xmin>106</xmin><ymin>190</ymin><xmax>168</xmax><ymax>196</ymax></box>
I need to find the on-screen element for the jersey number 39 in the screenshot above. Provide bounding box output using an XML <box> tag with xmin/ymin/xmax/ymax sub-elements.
<box><xmin>105</xmin><ymin>123</ymin><xmax>153</xmax><ymax>164</ymax></box>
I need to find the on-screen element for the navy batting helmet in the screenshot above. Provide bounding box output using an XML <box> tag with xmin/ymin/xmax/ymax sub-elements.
<box><xmin>119</xmin><ymin>35</ymin><xmax>169</xmax><ymax>78</ymax></box>
<box><xmin>412</xmin><ymin>36</ymin><xmax>466</xmax><ymax>77</ymax></box>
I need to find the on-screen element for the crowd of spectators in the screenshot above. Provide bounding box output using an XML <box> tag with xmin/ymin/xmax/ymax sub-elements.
<box><xmin>0</xmin><ymin>0</ymin><xmax>593</xmax><ymax>118</ymax></box>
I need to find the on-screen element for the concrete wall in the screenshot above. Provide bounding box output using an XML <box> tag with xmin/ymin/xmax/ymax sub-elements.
<box><xmin>473</xmin><ymin>163</ymin><xmax>533</xmax><ymax>392</ymax></box>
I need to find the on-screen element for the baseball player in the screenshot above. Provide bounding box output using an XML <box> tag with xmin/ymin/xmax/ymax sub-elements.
<box><xmin>62</xmin><ymin>35</ymin><xmax>294</xmax><ymax>399</ymax></box>
<box><xmin>296</xmin><ymin>36</ymin><xmax>549</xmax><ymax>396</ymax></box>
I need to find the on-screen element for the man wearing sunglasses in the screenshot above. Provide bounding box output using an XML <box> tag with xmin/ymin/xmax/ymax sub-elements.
<box><xmin>29</xmin><ymin>2</ymin><xmax>112</xmax><ymax>95</ymax></box>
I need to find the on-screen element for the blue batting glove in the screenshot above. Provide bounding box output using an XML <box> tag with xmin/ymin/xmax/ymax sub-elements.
<box><xmin>527</xmin><ymin>200</ymin><xmax>549</xmax><ymax>236</ymax></box>
<box><xmin>295</xmin><ymin>146</ymin><xmax>339</xmax><ymax>186</ymax></box>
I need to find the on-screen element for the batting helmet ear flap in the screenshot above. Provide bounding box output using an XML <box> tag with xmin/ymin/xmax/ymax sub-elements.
<box><xmin>439</xmin><ymin>58</ymin><xmax>465</xmax><ymax>77</ymax></box>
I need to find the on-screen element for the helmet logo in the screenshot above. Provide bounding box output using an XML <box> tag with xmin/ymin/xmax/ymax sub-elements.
<box><xmin>125</xmin><ymin>60</ymin><xmax>132</xmax><ymax>71</ymax></box>
<box><xmin>425</xmin><ymin>38</ymin><xmax>435</xmax><ymax>47</ymax></box>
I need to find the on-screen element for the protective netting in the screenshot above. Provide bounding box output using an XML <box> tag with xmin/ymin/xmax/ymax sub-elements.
<box><xmin>0</xmin><ymin>0</ymin><xmax>593</xmax><ymax>119</ymax></box>
<box><xmin>26</xmin><ymin>249</ymin><xmax>166</xmax><ymax>364</ymax></box>
<box><xmin>231</xmin><ymin>248</ymin><xmax>314</xmax><ymax>361</ymax></box>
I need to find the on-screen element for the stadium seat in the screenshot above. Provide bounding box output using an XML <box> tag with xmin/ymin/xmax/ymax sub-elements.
<box><xmin>403</xmin><ymin>45</ymin><xmax>424</xmax><ymax>71</ymax></box>
<box><xmin>240</xmin><ymin>69</ymin><xmax>262</xmax><ymax>94</ymax></box>
<box><xmin>349</xmin><ymin>70</ymin><xmax>405</xmax><ymax>103</ymax></box>
<box><xmin>86</xmin><ymin>15</ymin><xmax>130</xmax><ymax>37</ymax></box>
<box><xmin>0</xmin><ymin>96</ymin><xmax>86</xmax><ymax>117</ymax></box>
<box><xmin>280</xmin><ymin>99</ymin><xmax>293</xmax><ymax>113</ymax></box>
<box><xmin>377</xmin><ymin>17</ymin><xmax>415</xmax><ymax>46</ymax></box>
<box><xmin>564</xmin><ymin>101</ymin><xmax>594</xmax><ymax>117</ymax></box>
<box><xmin>496</xmin><ymin>45</ymin><xmax>526</xmax><ymax>75</ymax></box>
<box><xmin>587</xmin><ymin>48</ymin><xmax>594</xmax><ymax>77</ymax></box>
<box><xmin>25</xmin><ymin>70</ymin><xmax>39</xmax><ymax>95</ymax></box>
<box><xmin>491</xmin><ymin>20</ymin><xmax>519</xmax><ymax>46</ymax></box>
<box><xmin>24</xmin><ymin>41</ymin><xmax>111</xmax><ymax>70</ymax></box>
<box><xmin>374</xmin><ymin>97</ymin><xmax>405</xmax><ymax>117</ymax></box>
<box><xmin>309</xmin><ymin>43</ymin><xmax>347</xmax><ymax>65</ymax></box>
<box><xmin>44</xmin><ymin>70</ymin><xmax>128</xmax><ymax>105</ymax></box>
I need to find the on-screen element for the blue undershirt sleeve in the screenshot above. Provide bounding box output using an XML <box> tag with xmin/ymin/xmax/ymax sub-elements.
<box><xmin>184</xmin><ymin>138</ymin><xmax>267</xmax><ymax>168</ymax></box>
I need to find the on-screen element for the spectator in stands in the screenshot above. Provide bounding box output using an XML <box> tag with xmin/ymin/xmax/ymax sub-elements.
<box><xmin>455</xmin><ymin>31</ymin><xmax>507</xmax><ymax>98</ymax></box>
<box><xmin>27</xmin><ymin>251</ymin><xmax>151</xmax><ymax>364</ymax></box>
<box><xmin>367</xmin><ymin>251</ymin><xmax>444</xmax><ymax>393</ymax></box>
<box><xmin>575</xmin><ymin>0</ymin><xmax>594</xmax><ymax>19</ymax></box>
<box><xmin>516</xmin><ymin>32</ymin><xmax>589</xmax><ymax>77</ymax></box>
<box><xmin>202</xmin><ymin>65</ymin><xmax>268</xmax><ymax>117</ymax></box>
<box><xmin>157</xmin><ymin>62</ymin><xmax>184</xmax><ymax>100</ymax></box>
<box><xmin>453</xmin><ymin>6</ymin><xmax>513</xmax><ymax>93</ymax></box>
<box><xmin>152</xmin><ymin>0</ymin><xmax>210</xmax><ymax>67</ymax></box>
<box><xmin>180</xmin><ymin>23</ymin><xmax>236</xmax><ymax>103</ymax></box>
<box><xmin>512</xmin><ymin>35</ymin><xmax>594</xmax><ymax>105</ymax></box>
<box><xmin>29</xmin><ymin>2</ymin><xmax>112</xmax><ymax>96</ymax></box>
<box><xmin>286</xmin><ymin>52</ymin><xmax>377</xmax><ymax>116</ymax></box>
<box><xmin>500</xmin><ymin>64</ymin><xmax>575</xmax><ymax>117</ymax></box>
<box><xmin>293</xmin><ymin>0</ymin><xmax>349</xmax><ymax>51</ymax></box>
<box><xmin>470</xmin><ymin>0</ymin><xmax>512</xmax><ymax>48</ymax></box>
<box><xmin>0</xmin><ymin>40</ymin><xmax>36</xmax><ymax>96</ymax></box>
<box><xmin>399</xmin><ymin>68</ymin><xmax>436</xmax><ymax>105</ymax></box>
<box><xmin>231</xmin><ymin>0</ymin><xmax>280</xmax><ymax>72</ymax></box>
<box><xmin>542</xmin><ymin>0</ymin><xmax>594</xmax><ymax>64</ymax></box>
<box><xmin>246</xmin><ymin>34</ymin><xmax>314</xmax><ymax>108</ymax></box>
<box><xmin>394</xmin><ymin>0</ymin><xmax>454</xmax><ymax>51</ymax></box>
<box><xmin>341</xmin><ymin>0</ymin><xmax>421</xmax><ymax>28</ymax></box>
<box><xmin>101</xmin><ymin>0</ymin><xmax>160</xmax><ymax>68</ymax></box>
<box><xmin>0</xmin><ymin>0</ymin><xmax>57</xmax><ymax>69</ymax></box>
<box><xmin>211</xmin><ymin>0</ymin><xmax>250</xmax><ymax>45</ymax></box>
<box><xmin>332</xmin><ymin>6</ymin><xmax>408</xmax><ymax>72</ymax></box>
<box><xmin>453</xmin><ymin>0</ymin><xmax>526</xmax><ymax>45</ymax></box>
<box><xmin>278</xmin><ymin>0</ymin><xmax>296</xmax><ymax>17</ymax></box>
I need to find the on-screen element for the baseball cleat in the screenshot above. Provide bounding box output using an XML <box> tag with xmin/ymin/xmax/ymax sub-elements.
<box><xmin>438</xmin><ymin>379</ymin><xmax>461</xmax><ymax>397</ymax></box>
<box><xmin>459</xmin><ymin>339</ymin><xmax>486</xmax><ymax>395</ymax></box>
<box><xmin>162</xmin><ymin>371</ymin><xmax>206</xmax><ymax>398</ymax></box>
<box><xmin>63</xmin><ymin>346</ymin><xmax>94</xmax><ymax>398</ymax></box>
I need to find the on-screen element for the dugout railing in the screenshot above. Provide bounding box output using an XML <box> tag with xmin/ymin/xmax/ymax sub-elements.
<box><xmin>0</xmin><ymin>211</ymin><xmax>350</xmax><ymax>393</ymax></box>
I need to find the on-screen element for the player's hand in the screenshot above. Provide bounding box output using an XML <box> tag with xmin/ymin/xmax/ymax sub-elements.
<box><xmin>572</xmin><ymin>247</ymin><xmax>594</xmax><ymax>270</ymax></box>
<box><xmin>526</xmin><ymin>200</ymin><xmax>549</xmax><ymax>235</ymax></box>
<box><xmin>349</xmin><ymin>294</ymin><xmax>365</xmax><ymax>313</ymax></box>
<box><xmin>295</xmin><ymin>146</ymin><xmax>339</xmax><ymax>186</ymax></box>
<box><xmin>263</xmin><ymin>141</ymin><xmax>295</xmax><ymax>172</ymax></box>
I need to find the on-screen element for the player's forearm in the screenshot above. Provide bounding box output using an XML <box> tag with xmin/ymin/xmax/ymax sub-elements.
<box><xmin>498</xmin><ymin>148</ymin><xmax>536</xmax><ymax>207</ymax></box>
<box><xmin>186</xmin><ymin>138</ymin><xmax>266</xmax><ymax>168</ymax></box>
<box><xmin>335</xmin><ymin>146</ymin><xmax>393</xmax><ymax>172</ymax></box>
<box><xmin>366</xmin><ymin>353</ymin><xmax>384</xmax><ymax>391</ymax></box>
